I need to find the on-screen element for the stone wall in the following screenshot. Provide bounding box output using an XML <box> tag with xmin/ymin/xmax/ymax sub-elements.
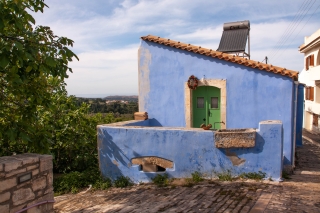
<box><xmin>0</xmin><ymin>154</ymin><xmax>54</xmax><ymax>213</ymax></box>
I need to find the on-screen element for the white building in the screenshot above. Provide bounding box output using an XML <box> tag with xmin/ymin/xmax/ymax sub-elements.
<box><xmin>299</xmin><ymin>29</ymin><xmax>320</xmax><ymax>133</ymax></box>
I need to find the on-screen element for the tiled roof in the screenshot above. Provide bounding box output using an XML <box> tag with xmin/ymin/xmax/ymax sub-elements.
<box><xmin>141</xmin><ymin>35</ymin><xmax>298</xmax><ymax>80</ymax></box>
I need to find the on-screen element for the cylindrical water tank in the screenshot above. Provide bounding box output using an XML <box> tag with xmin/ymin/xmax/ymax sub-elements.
<box><xmin>223</xmin><ymin>20</ymin><xmax>250</xmax><ymax>31</ymax></box>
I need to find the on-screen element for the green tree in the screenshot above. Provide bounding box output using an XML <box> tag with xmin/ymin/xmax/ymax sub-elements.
<box><xmin>37</xmin><ymin>78</ymin><xmax>115</xmax><ymax>173</ymax></box>
<box><xmin>1</xmin><ymin>74</ymin><xmax>117</xmax><ymax>172</ymax></box>
<box><xmin>0</xmin><ymin>0</ymin><xmax>78</xmax><ymax>154</ymax></box>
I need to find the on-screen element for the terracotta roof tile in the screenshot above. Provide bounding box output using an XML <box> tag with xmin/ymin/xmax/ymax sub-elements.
<box><xmin>141</xmin><ymin>35</ymin><xmax>298</xmax><ymax>80</ymax></box>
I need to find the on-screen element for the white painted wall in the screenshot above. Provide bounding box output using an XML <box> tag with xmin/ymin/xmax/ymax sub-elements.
<box><xmin>299</xmin><ymin>29</ymin><xmax>320</xmax><ymax>131</ymax></box>
<box><xmin>305</xmin><ymin>100</ymin><xmax>320</xmax><ymax>115</ymax></box>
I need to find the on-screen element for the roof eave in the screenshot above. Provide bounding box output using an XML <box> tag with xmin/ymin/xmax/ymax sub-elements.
<box><xmin>141</xmin><ymin>35</ymin><xmax>298</xmax><ymax>81</ymax></box>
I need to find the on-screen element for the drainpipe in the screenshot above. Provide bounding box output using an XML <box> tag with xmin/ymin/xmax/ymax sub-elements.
<box><xmin>15</xmin><ymin>200</ymin><xmax>55</xmax><ymax>213</ymax></box>
<box><xmin>292</xmin><ymin>81</ymin><xmax>299</xmax><ymax>168</ymax></box>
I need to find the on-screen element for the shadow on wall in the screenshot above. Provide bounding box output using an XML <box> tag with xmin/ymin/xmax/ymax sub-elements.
<box><xmin>281</xmin><ymin>126</ymin><xmax>291</xmax><ymax>165</ymax></box>
<box><xmin>98</xmin><ymin>128</ymin><xmax>129</xmax><ymax>179</ymax></box>
<box><xmin>214</xmin><ymin>133</ymin><xmax>265</xmax><ymax>169</ymax></box>
<box><xmin>227</xmin><ymin>133</ymin><xmax>265</xmax><ymax>155</ymax></box>
<box><xmin>123</xmin><ymin>118</ymin><xmax>163</xmax><ymax>127</ymax></box>
<box><xmin>148</xmin><ymin>118</ymin><xmax>163</xmax><ymax>127</ymax></box>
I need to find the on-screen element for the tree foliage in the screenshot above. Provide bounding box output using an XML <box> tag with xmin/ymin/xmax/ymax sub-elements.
<box><xmin>0</xmin><ymin>1</ymin><xmax>131</xmax><ymax>174</ymax></box>
<box><xmin>1</xmin><ymin>73</ymin><xmax>119</xmax><ymax>173</ymax></box>
<box><xmin>0</xmin><ymin>0</ymin><xmax>78</xmax><ymax>153</ymax></box>
<box><xmin>76</xmin><ymin>98</ymin><xmax>138</xmax><ymax>115</ymax></box>
<box><xmin>38</xmin><ymin>79</ymin><xmax>117</xmax><ymax>173</ymax></box>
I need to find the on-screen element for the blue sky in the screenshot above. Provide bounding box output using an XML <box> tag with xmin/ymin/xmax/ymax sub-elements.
<box><xmin>32</xmin><ymin>0</ymin><xmax>320</xmax><ymax>97</ymax></box>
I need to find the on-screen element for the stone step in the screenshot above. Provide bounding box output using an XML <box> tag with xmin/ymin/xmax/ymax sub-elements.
<box><xmin>294</xmin><ymin>170</ymin><xmax>320</xmax><ymax>175</ymax></box>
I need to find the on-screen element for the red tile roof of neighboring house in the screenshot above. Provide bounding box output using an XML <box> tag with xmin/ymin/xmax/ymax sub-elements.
<box><xmin>141</xmin><ymin>35</ymin><xmax>298</xmax><ymax>80</ymax></box>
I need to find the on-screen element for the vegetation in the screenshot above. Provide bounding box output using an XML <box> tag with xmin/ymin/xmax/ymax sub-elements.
<box><xmin>53</xmin><ymin>167</ymin><xmax>112</xmax><ymax>195</ymax></box>
<box><xmin>114</xmin><ymin>176</ymin><xmax>133</xmax><ymax>188</ymax></box>
<box><xmin>0</xmin><ymin>0</ymin><xmax>78</xmax><ymax>154</ymax></box>
<box><xmin>75</xmin><ymin>97</ymin><xmax>138</xmax><ymax>115</ymax></box>
<box><xmin>104</xmin><ymin>95</ymin><xmax>138</xmax><ymax>101</ymax></box>
<box><xmin>217</xmin><ymin>170</ymin><xmax>233</xmax><ymax>181</ymax></box>
<box><xmin>0</xmin><ymin>76</ymin><xmax>124</xmax><ymax>173</ymax></box>
<box><xmin>152</xmin><ymin>174</ymin><xmax>170</xmax><ymax>187</ymax></box>
<box><xmin>184</xmin><ymin>171</ymin><xmax>204</xmax><ymax>186</ymax></box>
<box><xmin>54</xmin><ymin>172</ymin><xmax>134</xmax><ymax>194</ymax></box>
<box><xmin>0</xmin><ymin>0</ymin><xmax>136</xmax><ymax>195</ymax></box>
<box><xmin>191</xmin><ymin>171</ymin><xmax>204</xmax><ymax>183</ymax></box>
<box><xmin>239</xmin><ymin>171</ymin><xmax>266</xmax><ymax>180</ymax></box>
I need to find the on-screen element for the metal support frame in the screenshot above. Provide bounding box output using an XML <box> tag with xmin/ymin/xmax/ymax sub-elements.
<box><xmin>248</xmin><ymin>30</ymin><xmax>250</xmax><ymax>59</ymax></box>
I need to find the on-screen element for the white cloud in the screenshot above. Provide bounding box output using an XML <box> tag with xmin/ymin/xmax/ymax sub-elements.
<box><xmin>30</xmin><ymin>0</ymin><xmax>320</xmax><ymax>95</ymax></box>
<box><xmin>65</xmin><ymin>44</ymin><xmax>139</xmax><ymax>95</ymax></box>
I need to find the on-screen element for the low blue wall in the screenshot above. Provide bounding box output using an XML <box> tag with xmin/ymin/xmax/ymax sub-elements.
<box><xmin>98</xmin><ymin>120</ymin><xmax>283</xmax><ymax>182</ymax></box>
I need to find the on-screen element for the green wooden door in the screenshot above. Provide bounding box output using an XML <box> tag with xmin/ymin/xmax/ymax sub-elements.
<box><xmin>192</xmin><ymin>86</ymin><xmax>221</xmax><ymax>129</ymax></box>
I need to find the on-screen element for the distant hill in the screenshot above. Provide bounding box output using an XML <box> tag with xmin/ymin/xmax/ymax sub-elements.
<box><xmin>103</xmin><ymin>95</ymin><xmax>138</xmax><ymax>102</ymax></box>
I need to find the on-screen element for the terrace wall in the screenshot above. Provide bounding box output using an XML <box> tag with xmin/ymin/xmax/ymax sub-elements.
<box><xmin>0</xmin><ymin>154</ymin><xmax>54</xmax><ymax>213</ymax></box>
<box><xmin>98</xmin><ymin>120</ymin><xmax>283</xmax><ymax>182</ymax></box>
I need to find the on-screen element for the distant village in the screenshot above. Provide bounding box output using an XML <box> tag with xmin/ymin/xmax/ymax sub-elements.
<box><xmin>75</xmin><ymin>95</ymin><xmax>138</xmax><ymax>114</ymax></box>
<box><xmin>105</xmin><ymin>100</ymin><xmax>129</xmax><ymax>104</ymax></box>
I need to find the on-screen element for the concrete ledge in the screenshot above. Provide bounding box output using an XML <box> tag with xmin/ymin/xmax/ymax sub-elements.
<box><xmin>215</xmin><ymin>128</ymin><xmax>256</xmax><ymax>148</ymax></box>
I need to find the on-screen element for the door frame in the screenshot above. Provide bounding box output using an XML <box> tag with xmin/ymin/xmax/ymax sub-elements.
<box><xmin>185</xmin><ymin>79</ymin><xmax>226</xmax><ymax>129</ymax></box>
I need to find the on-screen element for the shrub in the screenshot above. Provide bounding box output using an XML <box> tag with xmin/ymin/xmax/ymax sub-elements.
<box><xmin>239</xmin><ymin>171</ymin><xmax>266</xmax><ymax>180</ymax></box>
<box><xmin>53</xmin><ymin>167</ymin><xmax>111</xmax><ymax>195</ymax></box>
<box><xmin>93</xmin><ymin>178</ymin><xmax>112</xmax><ymax>190</ymax></box>
<box><xmin>152</xmin><ymin>174</ymin><xmax>169</xmax><ymax>187</ymax></box>
<box><xmin>217</xmin><ymin>170</ymin><xmax>233</xmax><ymax>181</ymax></box>
<box><xmin>191</xmin><ymin>171</ymin><xmax>204</xmax><ymax>183</ymax></box>
<box><xmin>114</xmin><ymin>176</ymin><xmax>133</xmax><ymax>188</ymax></box>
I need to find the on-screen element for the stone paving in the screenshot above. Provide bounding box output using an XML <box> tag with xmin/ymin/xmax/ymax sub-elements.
<box><xmin>54</xmin><ymin>131</ymin><xmax>320</xmax><ymax>213</ymax></box>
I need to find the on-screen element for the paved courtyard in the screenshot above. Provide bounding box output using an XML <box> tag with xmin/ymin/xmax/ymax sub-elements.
<box><xmin>54</xmin><ymin>131</ymin><xmax>320</xmax><ymax>213</ymax></box>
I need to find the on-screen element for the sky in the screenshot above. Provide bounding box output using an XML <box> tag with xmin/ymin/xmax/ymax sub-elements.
<box><xmin>32</xmin><ymin>0</ymin><xmax>320</xmax><ymax>97</ymax></box>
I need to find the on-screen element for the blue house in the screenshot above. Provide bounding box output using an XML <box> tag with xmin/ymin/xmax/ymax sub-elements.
<box><xmin>97</xmin><ymin>35</ymin><xmax>304</xmax><ymax>182</ymax></box>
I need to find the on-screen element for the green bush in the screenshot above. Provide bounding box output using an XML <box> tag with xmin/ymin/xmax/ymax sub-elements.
<box><xmin>0</xmin><ymin>0</ymin><xmax>78</xmax><ymax>156</ymax></box>
<box><xmin>239</xmin><ymin>171</ymin><xmax>266</xmax><ymax>180</ymax></box>
<box><xmin>152</xmin><ymin>174</ymin><xmax>169</xmax><ymax>187</ymax></box>
<box><xmin>114</xmin><ymin>176</ymin><xmax>133</xmax><ymax>188</ymax></box>
<box><xmin>191</xmin><ymin>171</ymin><xmax>204</xmax><ymax>183</ymax></box>
<box><xmin>53</xmin><ymin>167</ymin><xmax>111</xmax><ymax>195</ymax></box>
<box><xmin>0</xmin><ymin>77</ymin><xmax>124</xmax><ymax>174</ymax></box>
<box><xmin>217</xmin><ymin>170</ymin><xmax>233</xmax><ymax>181</ymax></box>
<box><xmin>93</xmin><ymin>178</ymin><xmax>112</xmax><ymax>190</ymax></box>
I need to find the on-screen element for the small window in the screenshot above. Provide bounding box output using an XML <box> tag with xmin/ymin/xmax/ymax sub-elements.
<box><xmin>310</xmin><ymin>54</ymin><xmax>314</xmax><ymax>66</ymax></box>
<box><xmin>313</xmin><ymin>113</ymin><xmax>318</xmax><ymax>127</ymax></box>
<box><xmin>197</xmin><ymin>97</ymin><xmax>204</xmax><ymax>108</ymax></box>
<box><xmin>305</xmin><ymin>87</ymin><xmax>314</xmax><ymax>101</ymax></box>
<box><xmin>306</xmin><ymin>54</ymin><xmax>315</xmax><ymax>70</ymax></box>
<box><xmin>211</xmin><ymin>97</ymin><xmax>218</xmax><ymax>108</ymax></box>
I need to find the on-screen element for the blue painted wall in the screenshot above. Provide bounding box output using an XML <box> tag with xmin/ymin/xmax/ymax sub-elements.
<box><xmin>138</xmin><ymin>40</ymin><xmax>295</xmax><ymax>165</ymax></box>
<box><xmin>98</xmin><ymin>120</ymin><xmax>283</xmax><ymax>182</ymax></box>
<box><xmin>296</xmin><ymin>84</ymin><xmax>304</xmax><ymax>146</ymax></box>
